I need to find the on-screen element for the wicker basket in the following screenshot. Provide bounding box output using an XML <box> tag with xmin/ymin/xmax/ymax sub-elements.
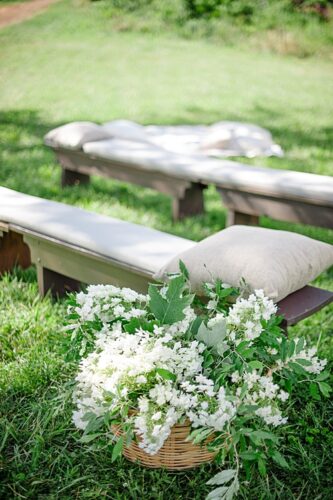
<box><xmin>112</xmin><ymin>420</ymin><xmax>216</xmax><ymax>470</ymax></box>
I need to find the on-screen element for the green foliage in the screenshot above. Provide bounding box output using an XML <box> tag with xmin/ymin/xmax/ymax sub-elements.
<box><xmin>148</xmin><ymin>274</ymin><xmax>194</xmax><ymax>324</ymax></box>
<box><xmin>196</xmin><ymin>318</ymin><xmax>227</xmax><ymax>348</ymax></box>
<box><xmin>94</xmin><ymin>0</ymin><xmax>333</xmax><ymax>56</ymax></box>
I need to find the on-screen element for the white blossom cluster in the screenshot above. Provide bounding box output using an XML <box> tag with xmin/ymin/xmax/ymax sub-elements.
<box><xmin>227</xmin><ymin>289</ymin><xmax>277</xmax><ymax>344</ymax></box>
<box><xmin>71</xmin><ymin>284</ymin><xmax>148</xmax><ymax>323</ymax></box>
<box><xmin>231</xmin><ymin>370</ymin><xmax>289</xmax><ymax>426</ymax></box>
<box><xmin>72</xmin><ymin>298</ymin><xmax>238</xmax><ymax>454</ymax></box>
<box><xmin>71</xmin><ymin>283</ymin><xmax>328</xmax><ymax>459</ymax></box>
<box><xmin>275</xmin><ymin>338</ymin><xmax>327</xmax><ymax>375</ymax></box>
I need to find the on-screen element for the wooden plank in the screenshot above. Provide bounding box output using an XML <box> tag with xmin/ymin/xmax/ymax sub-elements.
<box><xmin>278</xmin><ymin>285</ymin><xmax>333</xmax><ymax>326</ymax></box>
<box><xmin>54</xmin><ymin>148</ymin><xmax>205</xmax><ymax>220</ymax></box>
<box><xmin>23</xmin><ymin>230</ymin><xmax>152</xmax><ymax>296</ymax></box>
<box><xmin>55</xmin><ymin>148</ymin><xmax>193</xmax><ymax>198</ymax></box>
<box><xmin>218</xmin><ymin>187</ymin><xmax>333</xmax><ymax>229</ymax></box>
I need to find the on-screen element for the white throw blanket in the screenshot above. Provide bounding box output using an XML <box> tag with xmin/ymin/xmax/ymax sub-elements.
<box><xmin>102</xmin><ymin>120</ymin><xmax>283</xmax><ymax>158</ymax></box>
<box><xmin>44</xmin><ymin>119</ymin><xmax>283</xmax><ymax>158</ymax></box>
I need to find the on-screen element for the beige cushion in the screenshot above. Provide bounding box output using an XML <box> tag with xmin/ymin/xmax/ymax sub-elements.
<box><xmin>154</xmin><ymin>225</ymin><xmax>333</xmax><ymax>302</ymax></box>
<box><xmin>83</xmin><ymin>139</ymin><xmax>333</xmax><ymax>207</ymax></box>
<box><xmin>44</xmin><ymin>122</ymin><xmax>112</xmax><ymax>150</ymax></box>
<box><xmin>102</xmin><ymin>119</ymin><xmax>149</xmax><ymax>143</ymax></box>
<box><xmin>0</xmin><ymin>187</ymin><xmax>195</xmax><ymax>274</ymax></box>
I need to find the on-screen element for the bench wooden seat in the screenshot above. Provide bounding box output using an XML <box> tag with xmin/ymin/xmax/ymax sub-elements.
<box><xmin>1</xmin><ymin>187</ymin><xmax>332</xmax><ymax>329</ymax></box>
<box><xmin>47</xmin><ymin>138</ymin><xmax>333</xmax><ymax>229</ymax></box>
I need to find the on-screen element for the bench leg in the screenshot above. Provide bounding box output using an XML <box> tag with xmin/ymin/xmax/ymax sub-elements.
<box><xmin>227</xmin><ymin>210</ymin><xmax>259</xmax><ymax>227</ymax></box>
<box><xmin>172</xmin><ymin>184</ymin><xmax>205</xmax><ymax>221</ymax></box>
<box><xmin>0</xmin><ymin>230</ymin><xmax>31</xmax><ymax>275</ymax></box>
<box><xmin>61</xmin><ymin>168</ymin><xmax>90</xmax><ymax>188</ymax></box>
<box><xmin>36</xmin><ymin>265</ymin><xmax>82</xmax><ymax>298</ymax></box>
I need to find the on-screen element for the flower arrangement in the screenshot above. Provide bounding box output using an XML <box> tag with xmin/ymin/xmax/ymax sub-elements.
<box><xmin>67</xmin><ymin>265</ymin><xmax>330</xmax><ymax>499</ymax></box>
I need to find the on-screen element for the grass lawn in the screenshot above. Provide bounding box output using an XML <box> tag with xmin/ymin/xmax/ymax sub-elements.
<box><xmin>0</xmin><ymin>0</ymin><xmax>333</xmax><ymax>498</ymax></box>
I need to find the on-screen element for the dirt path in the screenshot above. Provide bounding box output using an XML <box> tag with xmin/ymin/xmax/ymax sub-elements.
<box><xmin>0</xmin><ymin>0</ymin><xmax>60</xmax><ymax>29</ymax></box>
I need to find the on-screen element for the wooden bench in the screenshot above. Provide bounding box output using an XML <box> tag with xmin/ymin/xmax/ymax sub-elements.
<box><xmin>1</xmin><ymin>187</ymin><xmax>332</xmax><ymax>330</ymax></box>
<box><xmin>46</xmin><ymin>138</ymin><xmax>333</xmax><ymax>229</ymax></box>
<box><xmin>52</xmin><ymin>143</ymin><xmax>206</xmax><ymax>221</ymax></box>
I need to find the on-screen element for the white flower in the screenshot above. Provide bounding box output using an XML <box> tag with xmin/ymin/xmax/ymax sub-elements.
<box><xmin>207</xmin><ymin>313</ymin><xmax>225</xmax><ymax>328</ymax></box>
<box><xmin>231</xmin><ymin>371</ymin><xmax>241</xmax><ymax>383</ymax></box>
<box><xmin>71</xmin><ymin>283</ymin><xmax>322</xmax><ymax>460</ymax></box>
<box><xmin>278</xmin><ymin>390</ymin><xmax>289</xmax><ymax>402</ymax></box>
<box><xmin>226</xmin><ymin>290</ymin><xmax>277</xmax><ymax>345</ymax></box>
<box><xmin>207</xmin><ymin>299</ymin><xmax>218</xmax><ymax>310</ymax></box>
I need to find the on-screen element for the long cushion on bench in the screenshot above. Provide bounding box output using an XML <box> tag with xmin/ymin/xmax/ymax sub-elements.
<box><xmin>82</xmin><ymin>139</ymin><xmax>333</xmax><ymax>208</ymax></box>
<box><xmin>0</xmin><ymin>187</ymin><xmax>195</xmax><ymax>275</ymax></box>
<box><xmin>1</xmin><ymin>187</ymin><xmax>332</xmax><ymax>326</ymax></box>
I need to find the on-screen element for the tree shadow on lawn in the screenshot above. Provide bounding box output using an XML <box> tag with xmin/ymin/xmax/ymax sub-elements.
<box><xmin>2</xmin><ymin>108</ymin><xmax>332</xmax><ymax>242</ymax></box>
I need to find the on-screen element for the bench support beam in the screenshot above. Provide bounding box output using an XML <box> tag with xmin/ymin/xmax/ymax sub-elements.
<box><xmin>61</xmin><ymin>168</ymin><xmax>90</xmax><ymax>187</ymax></box>
<box><xmin>36</xmin><ymin>265</ymin><xmax>82</xmax><ymax>298</ymax></box>
<box><xmin>227</xmin><ymin>210</ymin><xmax>259</xmax><ymax>226</ymax></box>
<box><xmin>0</xmin><ymin>228</ymin><xmax>31</xmax><ymax>274</ymax></box>
<box><xmin>55</xmin><ymin>148</ymin><xmax>206</xmax><ymax>221</ymax></box>
<box><xmin>173</xmin><ymin>184</ymin><xmax>205</xmax><ymax>220</ymax></box>
<box><xmin>217</xmin><ymin>187</ymin><xmax>333</xmax><ymax>230</ymax></box>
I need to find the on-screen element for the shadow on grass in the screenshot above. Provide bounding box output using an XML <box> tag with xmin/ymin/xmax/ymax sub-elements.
<box><xmin>1</xmin><ymin>107</ymin><xmax>333</xmax><ymax>243</ymax></box>
<box><xmin>0</xmin><ymin>109</ymin><xmax>227</xmax><ymax>240</ymax></box>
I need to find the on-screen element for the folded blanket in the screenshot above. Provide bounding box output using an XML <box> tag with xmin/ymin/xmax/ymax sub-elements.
<box><xmin>45</xmin><ymin>119</ymin><xmax>283</xmax><ymax>158</ymax></box>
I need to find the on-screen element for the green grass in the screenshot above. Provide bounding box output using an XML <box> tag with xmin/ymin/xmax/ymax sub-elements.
<box><xmin>0</xmin><ymin>0</ymin><xmax>333</xmax><ymax>498</ymax></box>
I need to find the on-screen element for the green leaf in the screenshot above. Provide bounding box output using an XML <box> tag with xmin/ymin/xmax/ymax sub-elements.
<box><xmin>190</xmin><ymin>428</ymin><xmax>213</xmax><ymax>445</ymax></box>
<box><xmin>272</xmin><ymin>451</ymin><xmax>289</xmax><ymax>469</ymax></box>
<box><xmin>258</xmin><ymin>457</ymin><xmax>267</xmax><ymax>476</ymax></box>
<box><xmin>80</xmin><ymin>433</ymin><xmax>103</xmax><ymax>443</ymax></box>
<box><xmin>318</xmin><ymin>381</ymin><xmax>331</xmax><ymax>397</ymax></box>
<box><xmin>196</xmin><ymin>318</ymin><xmax>227</xmax><ymax>348</ymax></box>
<box><xmin>295</xmin><ymin>337</ymin><xmax>305</xmax><ymax>354</ymax></box>
<box><xmin>191</xmin><ymin>316</ymin><xmax>202</xmax><ymax>336</ymax></box>
<box><xmin>178</xmin><ymin>260</ymin><xmax>189</xmax><ymax>280</ymax></box>
<box><xmin>207</xmin><ymin>469</ymin><xmax>236</xmax><ymax>486</ymax></box>
<box><xmin>280</xmin><ymin>337</ymin><xmax>288</xmax><ymax>362</ymax></box>
<box><xmin>316</xmin><ymin>371</ymin><xmax>330</xmax><ymax>382</ymax></box>
<box><xmin>248</xmin><ymin>361</ymin><xmax>263</xmax><ymax>371</ymax></box>
<box><xmin>216</xmin><ymin>342</ymin><xmax>229</xmax><ymax>356</ymax></box>
<box><xmin>296</xmin><ymin>358</ymin><xmax>312</xmax><ymax>367</ymax></box>
<box><xmin>83</xmin><ymin>415</ymin><xmax>104</xmax><ymax>434</ymax></box>
<box><xmin>155</xmin><ymin>368</ymin><xmax>177</xmax><ymax>382</ymax></box>
<box><xmin>287</xmin><ymin>339</ymin><xmax>295</xmax><ymax>358</ymax></box>
<box><xmin>288</xmin><ymin>362</ymin><xmax>307</xmax><ymax>375</ymax></box>
<box><xmin>251</xmin><ymin>430</ymin><xmax>279</xmax><ymax>443</ymax></box>
<box><xmin>111</xmin><ymin>436</ymin><xmax>124</xmax><ymax>462</ymax></box>
<box><xmin>240</xmin><ymin>451</ymin><xmax>258</xmax><ymax>461</ymax></box>
<box><xmin>309</xmin><ymin>382</ymin><xmax>321</xmax><ymax>400</ymax></box>
<box><xmin>206</xmin><ymin>486</ymin><xmax>228</xmax><ymax>499</ymax></box>
<box><xmin>148</xmin><ymin>282</ymin><xmax>193</xmax><ymax>325</ymax></box>
<box><xmin>239</xmin><ymin>383</ymin><xmax>248</xmax><ymax>400</ymax></box>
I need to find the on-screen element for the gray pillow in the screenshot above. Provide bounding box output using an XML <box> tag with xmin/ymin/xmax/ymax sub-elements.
<box><xmin>44</xmin><ymin>122</ymin><xmax>112</xmax><ymax>150</ymax></box>
<box><xmin>154</xmin><ymin>225</ymin><xmax>333</xmax><ymax>302</ymax></box>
